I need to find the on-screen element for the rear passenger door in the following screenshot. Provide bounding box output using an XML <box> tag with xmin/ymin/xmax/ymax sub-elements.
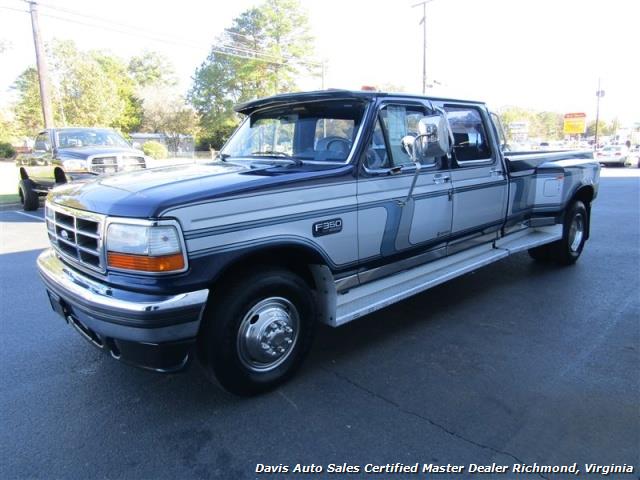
<box><xmin>442</xmin><ymin>104</ymin><xmax>508</xmax><ymax>251</ymax></box>
<box><xmin>357</xmin><ymin>102</ymin><xmax>453</xmax><ymax>265</ymax></box>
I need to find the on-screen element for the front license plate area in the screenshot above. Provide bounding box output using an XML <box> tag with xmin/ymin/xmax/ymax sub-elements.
<box><xmin>47</xmin><ymin>290</ymin><xmax>68</xmax><ymax>320</ymax></box>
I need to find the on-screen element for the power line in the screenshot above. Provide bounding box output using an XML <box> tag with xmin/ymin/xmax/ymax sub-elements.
<box><xmin>27</xmin><ymin>1</ymin><xmax>322</xmax><ymax>68</ymax></box>
<box><xmin>0</xmin><ymin>5</ymin><xmax>28</xmax><ymax>13</ymax></box>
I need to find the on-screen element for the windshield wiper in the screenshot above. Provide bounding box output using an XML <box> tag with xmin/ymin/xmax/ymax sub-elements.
<box><xmin>249</xmin><ymin>151</ymin><xmax>303</xmax><ymax>166</ymax></box>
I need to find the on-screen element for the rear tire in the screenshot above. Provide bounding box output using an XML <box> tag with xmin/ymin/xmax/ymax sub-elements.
<box><xmin>528</xmin><ymin>200</ymin><xmax>587</xmax><ymax>265</ymax></box>
<box><xmin>18</xmin><ymin>179</ymin><xmax>39</xmax><ymax>211</ymax></box>
<box><xmin>199</xmin><ymin>268</ymin><xmax>316</xmax><ymax>396</ymax></box>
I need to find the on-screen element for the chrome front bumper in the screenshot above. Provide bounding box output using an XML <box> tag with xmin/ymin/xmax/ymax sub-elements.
<box><xmin>37</xmin><ymin>249</ymin><xmax>209</xmax><ymax>344</ymax></box>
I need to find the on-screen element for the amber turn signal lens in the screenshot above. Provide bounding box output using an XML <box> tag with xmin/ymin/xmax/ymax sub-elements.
<box><xmin>107</xmin><ymin>252</ymin><xmax>185</xmax><ymax>272</ymax></box>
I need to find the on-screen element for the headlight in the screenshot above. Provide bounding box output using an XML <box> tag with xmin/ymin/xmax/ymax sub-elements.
<box><xmin>62</xmin><ymin>159</ymin><xmax>88</xmax><ymax>171</ymax></box>
<box><xmin>106</xmin><ymin>222</ymin><xmax>186</xmax><ymax>273</ymax></box>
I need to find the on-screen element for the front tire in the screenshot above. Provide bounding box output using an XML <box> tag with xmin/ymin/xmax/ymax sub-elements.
<box><xmin>199</xmin><ymin>268</ymin><xmax>316</xmax><ymax>396</ymax></box>
<box><xmin>529</xmin><ymin>200</ymin><xmax>587</xmax><ymax>265</ymax></box>
<box><xmin>18</xmin><ymin>179</ymin><xmax>39</xmax><ymax>211</ymax></box>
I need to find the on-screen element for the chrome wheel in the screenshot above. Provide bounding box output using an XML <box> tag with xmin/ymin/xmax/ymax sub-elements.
<box><xmin>568</xmin><ymin>212</ymin><xmax>585</xmax><ymax>252</ymax></box>
<box><xmin>237</xmin><ymin>297</ymin><xmax>299</xmax><ymax>373</ymax></box>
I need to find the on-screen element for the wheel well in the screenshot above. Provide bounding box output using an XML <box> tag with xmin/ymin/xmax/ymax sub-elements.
<box><xmin>210</xmin><ymin>245</ymin><xmax>327</xmax><ymax>292</ymax></box>
<box><xmin>573</xmin><ymin>185</ymin><xmax>594</xmax><ymax>206</ymax></box>
<box><xmin>19</xmin><ymin>167</ymin><xmax>28</xmax><ymax>180</ymax></box>
<box><xmin>54</xmin><ymin>167</ymin><xmax>67</xmax><ymax>184</ymax></box>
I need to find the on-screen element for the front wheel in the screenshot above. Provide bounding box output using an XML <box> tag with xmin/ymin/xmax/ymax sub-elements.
<box><xmin>528</xmin><ymin>200</ymin><xmax>587</xmax><ymax>265</ymax></box>
<box><xmin>18</xmin><ymin>179</ymin><xmax>39</xmax><ymax>211</ymax></box>
<box><xmin>199</xmin><ymin>268</ymin><xmax>316</xmax><ymax>396</ymax></box>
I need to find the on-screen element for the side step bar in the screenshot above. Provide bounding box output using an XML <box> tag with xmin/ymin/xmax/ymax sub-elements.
<box><xmin>332</xmin><ymin>225</ymin><xmax>562</xmax><ymax>327</ymax></box>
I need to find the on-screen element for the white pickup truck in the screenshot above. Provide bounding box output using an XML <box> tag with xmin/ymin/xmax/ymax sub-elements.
<box><xmin>37</xmin><ymin>90</ymin><xmax>600</xmax><ymax>395</ymax></box>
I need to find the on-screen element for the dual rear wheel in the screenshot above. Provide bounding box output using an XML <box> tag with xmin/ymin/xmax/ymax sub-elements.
<box><xmin>529</xmin><ymin>200</ymin><xmax>588</xmax><ymax>265</ymax></box>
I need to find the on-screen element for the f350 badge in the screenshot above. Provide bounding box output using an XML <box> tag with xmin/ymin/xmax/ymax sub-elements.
<box><xmin>312</xmin><ymin>218</ymin><xmax>342</xmax><ymax>237</ymax></box>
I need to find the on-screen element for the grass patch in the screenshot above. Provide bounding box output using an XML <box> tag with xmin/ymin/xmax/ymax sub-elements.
<box><xmin>0</xmin><ymin>193</ymin><xmax>20</xmax><ymax>204</ymax></box>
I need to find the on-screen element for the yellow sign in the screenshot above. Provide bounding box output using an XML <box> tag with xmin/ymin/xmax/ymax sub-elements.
<box><xmin>563</xmin><ymin>113</ymin><xmax>586</xmax><ymax>134</ymax></box>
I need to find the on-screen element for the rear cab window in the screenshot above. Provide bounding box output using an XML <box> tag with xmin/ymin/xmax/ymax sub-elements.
<box><xmin>444</xmin><ymin>106</ymin><xmax>493</xmax><ymax>165</ymax></box>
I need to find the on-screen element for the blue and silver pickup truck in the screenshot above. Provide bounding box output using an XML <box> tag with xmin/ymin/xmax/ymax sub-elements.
<box><xmin>37</xmin><ymin>90</ymin><xmax>600</xmax><ymax>395</ymax></box>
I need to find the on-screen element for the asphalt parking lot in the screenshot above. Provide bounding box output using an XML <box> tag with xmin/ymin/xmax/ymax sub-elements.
<box><xmin>0</xmin><ymin>171</ymin><xmax>638</xmax><ymax>479</ymax></box>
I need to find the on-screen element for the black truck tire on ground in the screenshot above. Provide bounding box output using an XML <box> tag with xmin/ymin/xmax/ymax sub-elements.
<box><xmin>528</xmin><ymin>200</ymin><xmax>587</xmax><ymax>265</ymax></box>
<box><xmin>199</xmin><ymin>268</ymin><xmax>316</xmax><ymax>396</ymax></box>
<box><xmin>18</xmin><ymin>179</ymin><xmax>39</xmax><ymax>211</ymax></box>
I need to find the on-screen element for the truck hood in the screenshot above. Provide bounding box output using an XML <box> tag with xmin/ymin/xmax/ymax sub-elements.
<box><xmin>48</xmin><ymin>161</ymin><xmax>353</xmax><ymax>218</ymax></box>
<box><xmin>57</xmin><ymin>146</ymin><xmax>145</xmax><ymax>159</ymax></box>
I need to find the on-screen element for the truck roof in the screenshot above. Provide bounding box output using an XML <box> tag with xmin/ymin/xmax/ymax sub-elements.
<box><xmin>234</xmin><ymin>89</ymin><xmax>486</xmax><ymax>114</ymax></box>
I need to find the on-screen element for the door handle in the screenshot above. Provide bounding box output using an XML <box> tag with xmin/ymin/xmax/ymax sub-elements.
<box><xmin>489</xmin><ymin>168</ymin><xmax>503</xmax><ymax>177</ymax></box>
<box><xmin>433</xmin><ymin>174</ymin><xmax>450</xmax><ymax>184</ymax></box>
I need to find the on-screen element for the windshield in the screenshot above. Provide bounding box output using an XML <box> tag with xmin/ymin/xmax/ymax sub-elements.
<box><xmin>56</xmin><ymin>129</ymin><xmax>130</xmax><ymax>149</ymax></box>
<box><xmin>221</xmin><ymin>100</ymin><xmax>367</xmax><ymax>163</ymax></box>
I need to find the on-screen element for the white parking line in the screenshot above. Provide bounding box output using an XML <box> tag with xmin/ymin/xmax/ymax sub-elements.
<box><xmin>13</xmin><ymin>211</ymin><xmax>45</xmax><ymax>222</ymax></box>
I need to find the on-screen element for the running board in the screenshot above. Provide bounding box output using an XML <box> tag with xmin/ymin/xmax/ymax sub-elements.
<box><xmin>332</xmin><ymin>225</ymin><xmax>562</xmax><ymax>327</ymax></box>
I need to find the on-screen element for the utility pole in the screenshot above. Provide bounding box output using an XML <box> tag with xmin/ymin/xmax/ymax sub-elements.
<box><xmin>412</xmin><ymin>0</ymin><xmax>434</xmax><ymax>94</ymax></box>
<box><xmin>28</xmin><ymin>0</ymin><xmax>53</xmax><ymax>128</ymax></box>
<box><xmin>595</xmin><ymin>78</ymin><xmax>605</xmax><ymax>149</ymax></box>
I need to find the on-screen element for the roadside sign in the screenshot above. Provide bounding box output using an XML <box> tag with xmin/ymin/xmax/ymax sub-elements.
<box><xmin>563</xmin><ymin>113</ymin><xmax>586</xmax><ymax>135</ymax></box>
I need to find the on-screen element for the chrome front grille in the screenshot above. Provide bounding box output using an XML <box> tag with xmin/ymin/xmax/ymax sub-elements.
<box><xmin>90</xmin><ymin>155</ymin><xmax>145</xmax><ymax>174</ymax></box>
<box><xmin>45</xmin><ymin>203</ymin><xmax>106</xmax><ymax>273</ymax></box>
<box><xmin>89</xmin><ymin>156</ymin><xmax>117</xmax><ymax>174</ymax></box>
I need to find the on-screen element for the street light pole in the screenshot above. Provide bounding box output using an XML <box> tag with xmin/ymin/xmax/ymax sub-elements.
<box><xmin>412</xmin><ymin>0</ymin><xmax>434</xmax><ymax>94</ymax></box>
<box><xmin>594</xmin><ymin>78</ymin><xmax>604</xmax><ymax>149</ymax></box>
<box><xmin>28</xmin><ymin>0</ymin><xmax>53</xmax><ymax>128</ymax></box>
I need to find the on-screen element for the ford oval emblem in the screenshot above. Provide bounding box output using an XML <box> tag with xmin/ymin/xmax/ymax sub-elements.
<box><xmin>60</xmin><ymin>230</ymin><xmax>69</xmax><ymax>240</ymax></box>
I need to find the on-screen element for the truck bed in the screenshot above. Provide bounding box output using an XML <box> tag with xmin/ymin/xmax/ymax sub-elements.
<box><xmin>505</xmin><ymin>150</ymin><xmax>594</xmax><ymax>173</ymax></box>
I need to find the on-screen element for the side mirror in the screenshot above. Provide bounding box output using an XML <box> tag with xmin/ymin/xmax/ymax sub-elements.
<box><xmin>400</xmin><ymin>135</ymin><xmax>416</xmax><ymax>159</ymax></box>
<box><xmin>414</xmin><ymin>114</ymin><xmax>451</xmax><ymax>159</ymax></box>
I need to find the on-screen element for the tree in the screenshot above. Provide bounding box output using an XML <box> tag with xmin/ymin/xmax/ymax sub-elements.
<box><xmin>93</xmin><ymin>50</ymin><xmax>143</xmax><ymax>132</ymax></box>
<box><xmin>0</xmin><ymin>108</ymin><xmax>20</xmax><ymax>143</ymax></box>
<box><xmin>189</xmin><ymin>0</ymin><xmax>317</xmax><ymax>149</ymax></box>
<box><xmin>12</xmin><ymin>67</ymin><xmax>48</xmax><ymax>136</ymax></box>
<box><xmin>139</xmin><ymin>86</ymin><xmax>199</xmax><ymax>154</ymax></box>
<box><xmin>498</xmin><ymin>106</ymin><xmax>565</xmax><ymax>141</ymax></box>
<box><xmin>128</xmin><ymin>51</ymin><xmax>177</xmax><ymax>87</ymax></box>
<box><xmin>50</xmin><ymin>40</ymin><xmax>127</xmax><ymax>128</ymax></box>
<box><xmin>9</xmin><ymin>41</ymin><xmax>178</xmax><ymax>136</ymax></box>
<box><xmin>586</xmin><ymin>120</ymin><xmax>607</xmax><ymax>137</ymax></box>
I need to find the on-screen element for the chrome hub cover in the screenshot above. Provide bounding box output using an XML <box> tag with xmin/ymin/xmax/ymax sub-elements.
<box><xmin>237</xmin><ymin>297</ymin><xmax>299</xmax><ymax>372</ymax></box>
<box><xmin>569</xmin><ymin>212</ymin><xmax>585</xmax><ymax>252</ymax></box>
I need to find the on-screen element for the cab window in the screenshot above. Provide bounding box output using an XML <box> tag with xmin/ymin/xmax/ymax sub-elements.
<box><xmin>379</xmin><ymin>105</ymin><xmax>425</xmax><ymax>167</ymax></box>
<box><xmin>363</xmin><ymin>118</ymin><xmax>390</xmax><ymax>169</ymax></box>
<box><xmin>34</xmin><ymin>132</ymin><xmax>50</xmax><ymax>152</ymax></box>
<box><xmin>444</xmin><ymin>106</ymin><xmax>492</xmax><ymax>163</ymax></box>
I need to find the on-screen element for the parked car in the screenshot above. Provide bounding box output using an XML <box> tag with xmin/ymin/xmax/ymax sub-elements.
<box><xmin>595</xmin><ymin>145</ymin><xmax>628</xmax><ymax>167</ymax></box>
<box><xmin>15</xmin><ymin>127</ymin><xmax>146</xmax><ymax>211</ymax></box>
<box><xmin>624</xmin><ymin>147</ymin><xmax>640</xmax><ymax>168</ymax></box>
<box><xmin>37</xmin><ymin>90</ymin><xmax>600</xmax><ymax>395</ymax></box>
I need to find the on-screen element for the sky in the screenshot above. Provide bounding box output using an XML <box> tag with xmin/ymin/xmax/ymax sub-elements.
<box><xmin>0</xmin><ymin>0</ymin><xmax>638</xmax><ymax>125</ymax></box>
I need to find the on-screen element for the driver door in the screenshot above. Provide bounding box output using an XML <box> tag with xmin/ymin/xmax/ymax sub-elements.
<box><xmin>357</xmin><ymin>103</ymin><xmax>453</xmax><ymax>268</ymax></box>
<box><xmin>29</xmin><ymin>131</ymin><xmax>55</xmax><ymax>186</ymax></box>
